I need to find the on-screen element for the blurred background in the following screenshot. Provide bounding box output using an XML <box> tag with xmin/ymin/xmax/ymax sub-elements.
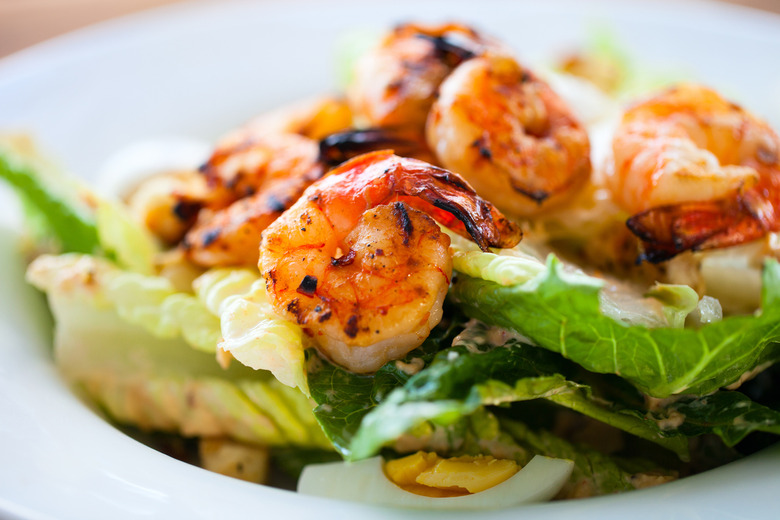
<box><xmin>0</xmin><ymin>0</ymin><xmax>187</xmax><ymax>58</ymax></box>
<box><xmin>1</xmin><ymin>0</ymin><xmax>779</xmax><ymax>58</ymax></box>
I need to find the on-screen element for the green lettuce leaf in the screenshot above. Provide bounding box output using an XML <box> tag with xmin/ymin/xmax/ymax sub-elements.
<box><xmin>450</xmin><ymin>252</ymin><xmax>780</xmax><ymax>397</ymax></box>
<box><xmin>1</xmin><ymin>137</ymin><xmax>99</xmax><ymax>254</ymax></box>
<box><xmin>311</xmin><ymin>322</ymin><xmax>675</xmax><ymax>499</ymax></box>
<box><xmin>347</xmin><ymin>331</ymin><xmax>689</xmax><ymax>461</ymax></box>
<box><xmin>308</xmin><ymin>310</ymin><xmax>466</xmax><ymax>456</ymax></box>
<box><xmin>1</xmin><ymin>137</ymin><xmax>160</xmax><ymax>273</ymax></box>
<box><xmin>95</xmin><ymin>195</ymin><xmax>159</xmax><ymax>275</ymax></box>
<box><xmin>340</xmin><ymin>318</ymin><xmax>780</xmax><ymax>463</ymax></box>
<box><xmin>28</xmin><ymin>253</ymin><xmax>313</xmax><ymax>395</ymax></box>
<box><xmin>650</xmin><ymin>391</ymin><xmax>780</xmax><ymax>447</ymax></box>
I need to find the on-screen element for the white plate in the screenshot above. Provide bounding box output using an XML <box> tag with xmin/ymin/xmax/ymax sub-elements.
<box><xmin>1</xmin><ymin>0</ymin><xmax>780</xmax><ymax>518</ymax></box>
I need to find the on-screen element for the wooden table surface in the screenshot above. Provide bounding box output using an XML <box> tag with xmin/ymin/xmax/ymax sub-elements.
<box><xmin>1</xmin><ymin>0</ymin><xmax>779</xmax><ymax>59</ymax></box>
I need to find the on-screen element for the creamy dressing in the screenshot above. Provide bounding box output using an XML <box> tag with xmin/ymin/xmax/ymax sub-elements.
<box><xmin>395</xmin><ymin>357</ymin><xmax>425</xmax><ymax>375</ymax></box>
<box><xmin>654</xmin><ymin>411</ymin><xmax>686</xmax><ymax>430</ymax></box>
<box><xmin>452</xmin><ymin>320</ymin><xmax>536</xmax><ymax>350</ymax></box>
<box><xmin>724</xmin><ymin>361</ymin><xmax>774</xmax><ymax>391</ymax></box>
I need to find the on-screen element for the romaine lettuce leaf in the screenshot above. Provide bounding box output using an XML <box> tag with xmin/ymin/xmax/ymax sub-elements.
<box><xmin>431</xmin><ymin>407</ymin><xmax>532</xmax><ymax>463</ymax></box>
<box><xmin>347</xmin><ymin>333</ymin><xmax>689</xmax><ymax>461</ymax></box>
<box><xmin>308</xmin><ymin>310</ymin><xmax>466</xmax><ymax>456</ymax></box>
<box><xmin>95</xmin><ymin>195</ymin><xmax>159</xmax><ymax>275</ymax></box>
<box><xmin>218</xmin><ymin>279</ymin><xmax>309</xmax><ymax>394</ymax></box>
<box><xmin>450</xmin><ymin>252</ymin><xmax>780</xmax><ymax>397</ymax></box>
<box><xmin>26</xmin><ymin>252</ymin><xmax>329</xmax><ymax>448</ymax></box>
<box><xmin>28</xmin><ymin>254</ymin><xmax>311</xmax><ymax>393</ymax></box>
<box><xmin>331</xmin><ymin>318</ymin><xmax>780</xmax><ymax>465</ymax></box>
<box><xmin>1</xmin><ymin>136</ymin><xmax>160</xmax><ymax>273</ymax></box>
<box><xmin>311</xmin><ymin>323</ymin><xmax>675</xmax><ymax>499</ymax></box>
<box><xmin>28</xmin><ymin>254</ymin><xmax>223</xmax><ymax>353</ymax></box>
<box><xmin>650</xmin><ymin>391</ymin><xmax>780</xmax><ymax>447</ymax></box>
<box><xmin>1</xmin><ymin>137</ymin><xmax>99</xmax><ymax>254</ymax></box>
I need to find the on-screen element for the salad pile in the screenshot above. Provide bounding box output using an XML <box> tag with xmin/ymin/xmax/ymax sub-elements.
<box><xmin>2</xmin><ymin>21</ymin><xmax>780</xmax><ymax>507</ymax></box>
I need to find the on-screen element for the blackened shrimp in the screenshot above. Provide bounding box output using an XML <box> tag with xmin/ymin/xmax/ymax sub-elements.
<box><xmin>608</xmin><ymin>83</ymin><xmax>780</xmax><ymax>262</ymax></box>
<box><xmin>259</xmin><ymin>151</ymin><xmax>521</xmax><ymax>372</ymax></box>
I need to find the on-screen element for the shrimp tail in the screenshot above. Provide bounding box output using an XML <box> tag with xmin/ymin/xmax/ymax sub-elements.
<box><xmin>394</xmin><ymin>164</ymin><xmax>522</xmax><ymax>251</ymax></box>
<box><xmin>627</xmin><ymin>195</ymin><xmax>775</xmax><ymax>263</ymax></box>
<box><xmin>413</xmin><ymin>31</ymin><xmax>480</xmax><ymax>65</ymax></box>
<box><xmin>318</xmin><ymin>128</ymin><xmax>429</xmax><ymax>167</ymax></box>
<box><xmin>322</xmin><ymin>151</ymin><xmax>522</xmax><ymax>252</ymax></box>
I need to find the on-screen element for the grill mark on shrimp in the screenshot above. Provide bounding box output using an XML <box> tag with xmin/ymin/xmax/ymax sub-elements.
<box><xmin>172</xmin><ymin>200</ymin><xmax>202</xmax><ymax>221</ymax></box>
<box><xmin>319</xmin><ymin>128</ymin><xmax>424</xmax><ymax>167</ymax></box>
<box><xmin>266</xmin><ymin>193</ymin><xmax>289</xmax><ymax>212</ymax></box>
<box><xmin>428</xmin><ymin>197</ymin><xmax>490</xmax><ymax>251</ymax></box>
<box><xmin>393</xmin><ymin>202</ymin><xmax>414</xmax><ymax>246</ymax></box>
<box><xmin>757</xmin><ymin>144</ymin><xmax>778</xmax><ymax>165</ymax></box>
<box><xmin>415</xmin><ymin>33</ymin><xmax>479</xmax><ymax>66</ymax></box>
<box><xmin>343</xmin><ymin>315</ymin><xmax>360</xmax><ymax>338</ymax></box>
<box><xmin>297</xmin><ymin>275</ymin><xmax>318</xmax><ymax>296</ymax></box>
<box><xmin>202</xmin><ymin>229</ymin><xmax>221</xmax><ymax>247</ymax></box>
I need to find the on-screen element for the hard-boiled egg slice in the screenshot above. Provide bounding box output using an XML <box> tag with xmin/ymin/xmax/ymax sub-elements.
<box><xmin>297</xmin><ymin>455</ymin><xmax>573</xmax><ymax>510</ymax></box>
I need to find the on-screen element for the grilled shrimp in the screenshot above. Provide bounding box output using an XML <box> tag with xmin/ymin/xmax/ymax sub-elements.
<box><xmin>348</xmin><ymin>23</ymin><xmax>590</xmax><ymax>216</ymax></box>
<box><xmin>235</xmin><ymin>96</ymin><xmax>353</xmax><ymax>141</ymax></box>
<box><xmin>126</xmin><ymin>169</ymin><xmax>208</xmax><ymax>245</ymax></box>
<box><xmin>183</xmin><ymin>132</ymin><xmax>325</xmax><ymax>266</ymax></box>
<box><xmin>197</xmin><ymin>97</ymin><xmax>353</xmax><ymax>209</ymax></box>
<box><xmin>427</xmin><ymin>53</ymin><xmax>592</xmax><ymax>216</ymax></box>
<box><xmin>125</xmin><ymin>98</ymin><xmax>348</xmax><ymax>262</ymax></box>
<box><xmin>180</xmin><ymin>96</ymin><xmax>427</xmax><ymax>266</ymax></box>
<box><xmin>608</xmin><ymin>83</ymin><xmax>780</xmax><ymax>262</ymax></box>
<box><xmin>348</xmin><ymin>23</ymin><xmax>492</xmax><ymax>132</ymax></box>
<box><xmin>184</xmin><ymin>126</ymin><xmax>437</xmax><ymax>266</ymax></box>
<box><xmin>259</xmin><ymin>151</ymin><xmax>521</xmax><ymax>372</ymax></box>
